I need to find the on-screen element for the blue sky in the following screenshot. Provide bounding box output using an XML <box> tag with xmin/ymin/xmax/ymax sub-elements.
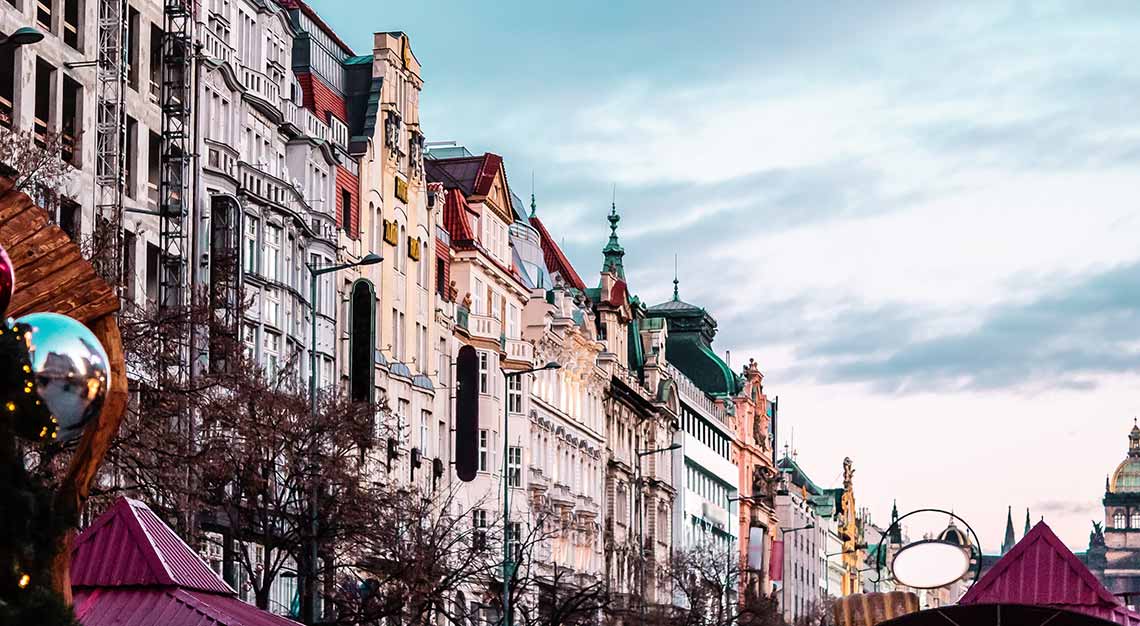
<box><xmin>312</xmin><ymin>0</ymin><xmax>1140</xmax><ymax>551</ymax></box>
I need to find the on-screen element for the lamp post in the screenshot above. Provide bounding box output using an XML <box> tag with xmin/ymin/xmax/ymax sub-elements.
<box><xmin>501</xmin><ymin>360</ymin><xmax>560</xmax><ymax>626</ymax></box>
<box><xmin>300</xmin><ymin>252</ymin><xmax>380</xmax><ymax>624</ymax></box>
<box><xmin>636</xmin><ymin>442</ymin><xmax>681</xmax><ymax>626</ymax></box>
<box><xmin>779</xmin><ymin>523</ymin><xmax>815</xmax><ymax>622</ymax></box>
<box><xmin>0</xmin><ymin>27</ymin><xmax>44</xmax><ymax>47</ymax></box>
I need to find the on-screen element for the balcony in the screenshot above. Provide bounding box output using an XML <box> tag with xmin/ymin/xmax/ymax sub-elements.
<box><xmin>201</xmin><ymin>27</ymin><xmax>233</xmax><ymax>67</ymax></box>
<box><xmin>302</xmin><ymin>108</ymin><xmax>332</xmax><ymax>144</ymax></box>
<box><xmin>468</xmin><ymin>313</ymin><xmax>501</xmax><ymax>343</ymax></box>
<box><xmin>528</xmin><ymin>467</ymin><xmax>549</xmax><ymax>492</ymax></box>
<box><xmin>240</xmin><ymin>65</ymin><xmax>280</xmax><ymax>107</ymax></box>
<box><xmin>504</xmin><ymin>337</ymin><xmax>532</xmax><ymax>363</ymax></box>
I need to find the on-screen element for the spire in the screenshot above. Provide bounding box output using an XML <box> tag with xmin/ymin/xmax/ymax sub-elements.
<box><xmin>673</xmin><ymin>255</ymin><xmax>679</xmax><ymax>301</ymax></box>
<box><xmin>889</xmin><ymin>500</ymin><xmax>902</xmax><ymax>544</ymax></box>
<box><xmin>530</xmin><ymin>171</ymin><xmax>536</xmax><ymax>217</ymax></box>
<box><xmin>1024</xmin><ymin>508</ymin><xmax>1031</xmax><ymax>536</ymax></box>
<box><xmin>1002</xmin><ymin>506</ymin><xmax>1016</xmax><ymax>554</ymax></box>
<box><xmin>601</xmin><ymin>187</ymin><xmax>625</xmax><ymax>280</ymax></box>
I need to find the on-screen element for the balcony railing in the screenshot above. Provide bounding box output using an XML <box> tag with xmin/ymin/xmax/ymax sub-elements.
<box><xmin>666</xmin><ymin>363</ymin><xmax>727</xmax><ymax>424</ymax></box>
<box><xmin>468</xmin><ymin>313</ymin><xmax>501</xmax><ymax>342</ymax></box>
<box><xmin>504</xmin><ymin>337</ymin><xmax>532</xmax><ymax>363</ymax></box>
<box><xmin>240</xmin><ymin>65</ymin><xmax>280</xmax><ymax>106</ymax></box>
<box><xmin>202</xmin><ymin>27</ymin><xmax>233</xmax><ymax>66</ymax></box>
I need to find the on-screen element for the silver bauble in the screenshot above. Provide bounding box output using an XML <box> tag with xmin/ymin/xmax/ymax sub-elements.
<box><xmin>15</xmin><ymin>312</ymin><xmax>110</xmax><ymax>442</ymax></box>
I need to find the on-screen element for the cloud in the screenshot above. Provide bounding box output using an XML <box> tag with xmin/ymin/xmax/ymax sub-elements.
<box><xmin>1034</xmin><ymin>499</ymin><xmax>1100</xmax><ymax>517</ymax></box>
<box><xmin>715</xmin><ymin>261</ymin><xmax>1140</xmax><ymax>394</ymax></box>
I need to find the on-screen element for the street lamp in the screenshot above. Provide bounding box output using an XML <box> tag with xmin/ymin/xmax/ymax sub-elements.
<box><xmin>300</xmin><ymin>252</ymin><xmax>380</xmax><ymax>624</ymax></box>
<box><xmin>0</xmin><ymin>27</ymin><xmax>44</xmax><ymax>47</ymax></box>
<box><xmin>501</xmin><ymin>360</ymin><xmax>560</xmax><ymax>626</ymax></box>
<box><xmin>779</xmin><ymin>522</ymin><xmax>815</xmax><ymax>621</ymax></box>
<box><xmin>636</xmin><ymin>442</ymin><xmax>681</xmax><ymax>626</ymax></box>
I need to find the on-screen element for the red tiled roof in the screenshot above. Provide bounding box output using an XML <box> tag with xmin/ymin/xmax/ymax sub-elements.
<box><xmin>74</xmin><ymin>587</ymin><xmax>302</xmax><ymax>626</ymax></box>
<box><xmin>528</xmin><ymin>216</ymin><xmax>586</xmax><ymax>291</ymax></box>
<box><xmin>72</xmin><ymin>498</ymin><xmax>233</xmax><ymax>595</ymax></box>
<box><xmin>960</xmin><ymin>522</ymin><xmax>1140</xmax><ymax>626</ymax></box>
<box><xmin>441</xmin><ymin>188</ymin><xmax>475</xmax><ymax>248</ymax></box>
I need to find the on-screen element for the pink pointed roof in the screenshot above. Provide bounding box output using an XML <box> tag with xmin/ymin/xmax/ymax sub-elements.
<box><xmin>71</xmin><ymin>497</ymin><xmax>304</xmax><ymax>626</ymax></box>
<box><xmin>72</xmin><ymin>497</ymin><xmax>233</xmax><ymax>594</ymax></box>
<box><xmin>960</xmin><ymin>521</ymin><xmax>1140</xmax><ymax>626</ymax></box>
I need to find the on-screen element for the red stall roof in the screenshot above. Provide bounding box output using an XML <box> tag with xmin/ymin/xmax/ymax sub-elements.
<box><xmin>72</xmin><ymin>497</ymin><xmax>302</xmax><ymax>626</ymax></box>
<box><xmin>960</xmin><ymin>521</ymin><xmax>1140</xmax><ymax>626</ymax></box>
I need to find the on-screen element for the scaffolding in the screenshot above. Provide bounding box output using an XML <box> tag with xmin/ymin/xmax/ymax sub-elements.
<box><xmin>92</xmin><ymin>0</ymin><xmax>126</xmax><ymax>285</ymax></box>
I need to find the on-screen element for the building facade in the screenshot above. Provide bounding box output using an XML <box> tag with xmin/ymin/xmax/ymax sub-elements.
<box><xmin>1089</xmin><ymin>423</ymin><xmax>1140</xmax><ymax>605</ymax></box>
<box><xmin>732</xmin><ymin>359</ymin><xmax>780</xmax><ymax>596</ymax></box>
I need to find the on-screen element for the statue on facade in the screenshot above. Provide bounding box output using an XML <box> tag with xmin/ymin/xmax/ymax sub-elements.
<box><xmin>1091</xmin><ymin>521</ymin><xmax>1106</xmax><ymax>547</ymax></box>
<box><xmin>409</xmin><ymin>131</ymin><xmax>424</xmax><ymax>175</ymax></box>
<box><xmin>752</xmin><ymin>465</ymin><xmax>776</xmax><ymax>504</ymax></box>
<box><xmin>384</xmin><ymin>110</ymin><xmax>402</xmax><ymax>157</ymax></box>
<box><xmin>461</xmin><ymin>291</ymin><xmax>472</xmax><ymax>311</ymax></box>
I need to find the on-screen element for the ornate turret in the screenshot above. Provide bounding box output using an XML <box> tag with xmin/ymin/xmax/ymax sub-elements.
<box><xmin>601</xmin><ymin>200</ymin><xmax>625</xmax><ymax>280</ymax></box>
<box><xmin>1001</xmin><ymin>506</ymin><xmax>1016</xmax><ymax>554</ymax></box>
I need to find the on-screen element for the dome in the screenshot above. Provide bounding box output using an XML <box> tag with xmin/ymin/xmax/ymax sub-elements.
<box><xmin>938</xmin><ymin>520</ymin><xmax>969</xmax><ymax>548</ymax></box>
<box><xmin>1108</xmin><ymin>422</ymin><xmax>1140</xmax><ymax>493</ymax></box>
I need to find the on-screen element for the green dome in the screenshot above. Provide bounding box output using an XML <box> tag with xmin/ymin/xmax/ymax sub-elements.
<box><xmin>1110</xmin><ymin>423</ymin><xmax>1140</xmax><ymax>493</ymax></box>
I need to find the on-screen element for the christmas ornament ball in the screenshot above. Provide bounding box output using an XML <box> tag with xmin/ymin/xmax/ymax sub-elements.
<box><xmin>14</xmin><ymin>312</ymin><xmax>110</xmax><ymax>442</ymax></box>
<box><xmin>0</xmin><ymin>243</ymin><xmax>13</xmax><ymax>317</ymax></box>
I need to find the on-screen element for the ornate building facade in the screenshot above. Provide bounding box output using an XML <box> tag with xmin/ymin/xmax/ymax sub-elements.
<box><xmin>1088</xmin><ymin>423</ymin><xmax>1140</xmax><ymax>605</ymax></box>
<box><xmin>732</xmin><ymin>359</ymin><xmax>779</xmax><ymax>595</ymax></box>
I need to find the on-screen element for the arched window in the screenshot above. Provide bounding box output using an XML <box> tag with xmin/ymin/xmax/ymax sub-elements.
<box><xmin>1115</xmin><ymin>511</ymin><xmax>1126</xmax><ymax>528</ymax></box>
<box><xmin>1131</xmin><ymin>512</ymin><xmax>1140</xmax><ymax>529</ymax></box>
<box><xmin>349</xmin><ymin>280</ymin><xmax>376</xmax><ymax>403</ymax></box>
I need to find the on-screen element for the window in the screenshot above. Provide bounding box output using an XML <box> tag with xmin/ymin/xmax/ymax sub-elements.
<box><xmin>264</xmin><ymin>224</ymin><xmax>281</xmax><ymax>281</ymax></box>
<box><xmin>349</xmin><ymin>281</ymin><xmax>375</xmax><ymax>403</ymax></box>
<box><xmin>36</xmin><ymin>0</ymin><xmax>50</xmax><ymax>30</ymax></box>
<box><xmin>507</xmin><ymin>304</ymin><xmax>519</xmax><ymax>339</ymax></box>
<box><xmin>1132</xmin><ymin>512</ymin><xmax>1140</xmax><ymax>530</ymax></box>
<box><xmin>420</xmin><ymin>410</ymin><xmax>430</xmax><ymax>455</ymax></box>
<box><xmin>472</xmin><ymin>509</ymin><xmax>488</xmax><ymax>549</ymax></box>
<box><xmin>121</xmin><ymin>230</ymin><xmax>137</xmax><ymax>301</ymax></box>
<box><xmin>340</xmin><ymin>188</ymin><xmax>351</xmax><ymax>233</ymax></box>
<box><xmin>417</xmin><ymin>240</ymin><xmax>429</xmax><ymax>287</ymax></box>
<box><xmin>435</xmin><ymin>257</ymin><xmax>446</xmax><ymax>296</ymax></box>
<box><xmin>508</xmin><ymin>446</ymin><xmax>521</xmax><ymax>487</ymax></box>
<box><xmin>241</xmin><ymin>217</ymin><xmax>257</xmax><ymax>273</ymax></box>
<box><xmin>396</xmin><ymin>223</ymin><xmax>406</xmax><ymax>273</ymax></box>
<box><xmin>242</xmin><ymin>323</ymin><xmax>256</xmax><ymax>360</ymax></box>
<box><xmin>146</xmin><ymin>242</ymin><xmax>160</xmax><ymax>303</ymax></box>
<box><xmin>149</xmin><ymin>24</ymin><xmax>161</xmax><ymax>97</ymax></box>
<box><xmin>473</xmin><ymin>278</ymin><xmax>484</xmax><ymax>315</ymax></box>
<box><xmin>34</xmin><ymin>58</ymin><xmax>55</xmax><ymax>148</ymax></box>
<box><xmin>0</xmin><ymin>41</ymin><xmax>13</xmax><ymax>128</ymax></box>
<box><xmin>478</xmin><ymin>430</ymin><xmax>489</xmax><ymax>472</ymax></box>
<box><xmin>263</xmin><ymin>290</ymin><xmax>279</xmax><ymax>327</ymax></box>
<box><xmin>124</xmin><ymin>116</ymin><xmax>137</xmax><ymax>198</ymax></box>
<box><xmin>391</xmin><ymin>308</ymin><xmax>400</xmax><ymax>361</ymax></box>
<box><xmin>478</xmin><ymin>351</ymin><xmax>489</xmax><ymax>394</ymax></box>
<box><xmin>63</xmin><ymin>0</ymin><xmax>81</xmax><ymax>49</ymax></box>
<box><xmin>147</xmin><ymin>131</ymin><xmax>160</xmax><ymax>205</ymax></box>
<box><xmin>507</xmin><ymin>375</ymin><xmax>522</xmax><ymax>414</ymax></box>
<box><xmin>264</xmin><ymin>331</ymin><xmax>280</xmax><ymax>379</ymax></box>
<box><xmin>416</xmin><ymin>323</ymin><xmax>426</xmax><ymax>370</ymax></box>
<box><xmin>62</xmin><ymin>76</ymin><xmax>81</xmax><ymax>166</ymax></box>
<box><xmin>508</xmin><ymin>521</ymin><xmax>522</xmax><ymax>560</ymax></box>
<box><xmin>58</xmin><ymin>198</ymin><xmax>80</xmax><ymax>241</ymax></box>
<box><xmin>126</xmin><ymin>7</ymin><xmax>140</xmax><ymax>90</ymax></box>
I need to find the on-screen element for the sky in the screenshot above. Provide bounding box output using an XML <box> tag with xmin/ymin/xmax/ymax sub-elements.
<box><xmin>311</xmin><ymin>0</ymin><xmax>1140</xmax><ymax>553</ymax></box>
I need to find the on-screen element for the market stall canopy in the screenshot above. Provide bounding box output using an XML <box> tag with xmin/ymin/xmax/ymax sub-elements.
<box><xmin>71</xmin><ymin>497</ymin><xmax>302</xmax><ymax>626</ymax></box>
<box><xmin>880</xmin><ymin>603</ymin><xmax>1122</xmax><ymax>626</ymax></box>
<box><xmin>958</xmin><ymin>521</ymin><xmax>1140</xmax><ymax>626</ymax></box>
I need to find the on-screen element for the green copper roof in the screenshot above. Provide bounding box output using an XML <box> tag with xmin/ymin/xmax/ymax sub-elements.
<box><xmin>778</xmin><ymin>456</ymin><xmax>826</xmax><ymax>496</ymax></box>
<box><xmin>601</xmin><ymin>201</ymin><xmax>625</xmax><ymax>279</ymax></box>
<box><xmin>648</xmin><ymin>279</ymin><xmax>740</xmax><ymax>396</ymax></box>
<box><xmin>344</xmin><ymin>55</ymin><xmax>372</xmax><ymax>65</ymax></box>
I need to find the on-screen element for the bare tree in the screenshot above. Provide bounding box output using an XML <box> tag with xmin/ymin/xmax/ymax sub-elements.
<box><xmin>0</xmin><ymin>128</ymin><xmax>74</xmax><ymax>196</ymax></box>
<box><xmin>664</xmin><ymin>543</ymin><xmax>785</xmax><ymax>626</ymax></box>
<box><xmin>325</xmin><ymin>485</ymin><xmax>498</xmax><ymax>626</ymax></box>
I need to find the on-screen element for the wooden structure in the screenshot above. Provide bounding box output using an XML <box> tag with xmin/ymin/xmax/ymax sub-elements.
<box><xmin>832</xmin><ymin>591</ymin><xmax>921</xmax><ymax>626</ymax></box>
<box><xmin>0</xmin><ymin>178</ymin><xmax>127</xmax><ymax>603</ymax></box>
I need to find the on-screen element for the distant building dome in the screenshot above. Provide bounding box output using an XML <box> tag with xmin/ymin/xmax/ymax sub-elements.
<box><xmin>1109</xmin><ymin>422</ymin><xmax>1140</xmax><ymax>494</ymax></box>
<box><xmin>938</xmin><ymin>519</ymin><xmax>969</xmax><ymax>548</ymax></box>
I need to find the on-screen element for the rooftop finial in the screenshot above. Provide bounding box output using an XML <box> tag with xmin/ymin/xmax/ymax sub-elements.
<box><xmin>601</xmin><ymin>187</ymin><xmax>626</xmax><ymax>279</ymax></box>
<box><xmin>673</xmin><ymin>254</ymin><xmax>680</xmax><ymax>301</ymax></box>
<box><xmin>530</xmin><ymin>171</ymin><xmax>536</xmax><ymax>217</ymax></box>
